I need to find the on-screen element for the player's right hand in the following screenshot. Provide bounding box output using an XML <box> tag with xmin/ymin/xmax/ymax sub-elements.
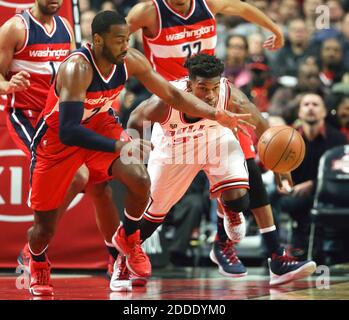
<box><xmin>4</xmin><ymin>71</ymin><xmax>30</xmax><ymax>93</ymax></box>
<box><xmin>215</xmin><ymin>109</ymin><xmax>256</xmax><ymax>132</ymax></box>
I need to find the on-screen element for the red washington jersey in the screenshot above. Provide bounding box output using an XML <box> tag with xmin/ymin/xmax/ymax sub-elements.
<box><xmin>6</xmin><ymin>9</ymin><xmax>72</xmax><ymax>113</ymax></box>
<box><xmin>40</xmin><ymin>43</ymin><xmax>127</xmax><ymax>134</ymax></box>
<box><xmin>143</xmin><ymin>0</ymin><xmax>216</xmax><ymax>81</ymax></box>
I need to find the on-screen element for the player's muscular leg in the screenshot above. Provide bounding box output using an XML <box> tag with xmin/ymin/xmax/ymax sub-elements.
<box><xmin>86</xmin><ymin>182</ymin><xmax>120</xmax><ymax>242</ymax></box>
<box><xmin>111</xmin><ymin>158</ymin><xmax>150</xmax><ymax>218</ymax></box>
<box><xmin>221</xmin><ymin>188</ymin><xmax>249</xmax><ymax>212</ymax></box>
<box><xmin>25</xmin><ymin>166</ymin><xmax>90</xmax><ymax>242</ymax></box>
<box><xmin>58</xmin><ymin>165</ymin><xmax>89</xmax><ymax>216</ymax></box>
<box><xmin>28</xmin><ymin>210</ymin><xmax>60</xmax><ymax>254</ymax></box>
<box><xmin>251</xmin><ymin>205</ymin><xmax>275</xmax><ymax>229</ymax></box>
<box><xmin>246</xmin><ymin>159</ymin><xmax>275</xmax><ymax>229</ymax></box>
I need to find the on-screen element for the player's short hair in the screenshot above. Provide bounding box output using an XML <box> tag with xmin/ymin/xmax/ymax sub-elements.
<box><xmin>184</xmin><ymin>53</ymin><xmax>224</xmax><ymax>80</ymax></box>
<box><xmin>91</xmin><ymin>10</ymin><xmax>126</xmax><ymax>36</ymax></box>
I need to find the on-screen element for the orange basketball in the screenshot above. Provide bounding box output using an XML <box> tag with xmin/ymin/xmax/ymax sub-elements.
<box><xmin>257</xmin><ymin>125</ymin><xmax>306</xmax><ymax>173</ymax></box>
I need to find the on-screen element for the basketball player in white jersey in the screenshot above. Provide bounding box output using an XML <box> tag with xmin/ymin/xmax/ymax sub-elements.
<box><xmin>125</xmin><ymin>0</ymin><xmax>308</xmax><ymax>281</ymax></box>
<box><xmin>111</xmin><ymin>54</ymin><xmax>316</xmax><ymax>290</ymax></box>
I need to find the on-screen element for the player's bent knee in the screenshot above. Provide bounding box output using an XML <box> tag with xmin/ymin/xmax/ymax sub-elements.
<box><xmin>221</xmin><ymin>192</ymin><xmax>250</xmax><ymax>213</ymax></box>
<box><xmin>129</xmin><ymin>171</ymin><xmax>151</xmax><ymax>195</ymax></box>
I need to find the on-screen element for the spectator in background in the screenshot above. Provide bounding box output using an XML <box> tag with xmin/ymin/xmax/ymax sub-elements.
<box><xmin>248</xmin><ymin>33</ymin><xmax>266</xmax><ymax>59</ymax></box>
<box><xmin>334</xmin><ymin>94</ymin><xmax>349</xmax><ymax>141</ymax></box>
<box><xmin>338</xmin><ymin>13</ymin><xmax>349</xmax><ymax>70</ymax></box>
<box><xmin>80</xmin><ymin>9</ymin><xmax>97</xmax><ymax>45</ymax></box>
<box><xmin>309</xmin><ymin>0</ymin><xmax>344</xmax><ymax>49</ymax></box>
<box><xmin>327</xmin><ymin>0</ymin><xmax>345</xmax><ymax>31</ymax></box>
<box><xmin>326</xmin><ymin>90</ymin><xmax>349</xmax><ymax>141</ymax></box>
<box><xmin>233</xmin><ymin>0</ymin><xmax>275</xmax><ymax>39</ymax></box>
<box><xmin>101</xmin><ymin>1</ymin><xmax>116</xmax><ymax>11</ymax></box>
<box><xmin>271</xmin><ymin>18</ymin><xmax>315</xmax><ymax>78</ymax></box>
<box><xmin>111</xmin><ymin>0</ymin><xmax>139</xmax><ymax>16</ymax></box>
<box><xmin>271</xmin><ymin>93</ymin><xmax>347</xmax><ymax>259</ymax></box>
<box><xmin>270</xmin><ymin>60</ymin><xmax>326</xmax><ymax>123</ymax></box>
<box><xmin>78</xmin><ymin>0</ymin><xmax>91</xmax><ymax>13</ymax></box>
<box><xmin>303</xmin><ymin>0</ymin><xmax>325</xmax><ymax>35</ymax></box>
<box><xmin>276</xmin><ymin>0</ymin><xmax>301</xmax><ymax>28</ymax></box>
<box><xmin>241</xmin><ymin>57</ymin><xmax>276</xmax><ymax>113</ymax></box>
<box><xmin>318</xmin><ymin>37</ymin><xmax>346</xmax><ymax>89</ymax></box>
<box><xmin>223</xmin><ymin>34</ymin><xmax>251</xmax><ymax>88</ymax></box>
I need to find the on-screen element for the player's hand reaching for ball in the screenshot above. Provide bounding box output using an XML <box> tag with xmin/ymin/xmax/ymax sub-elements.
<box><xmin>2</xmin><ymin>71</ymin><xmax>30</xmax><ymax>94</ymax></box>
<box><xmin>215</xmin><ymin>109</ymin><xmax>256</xmax><ymax>133</ymax></box>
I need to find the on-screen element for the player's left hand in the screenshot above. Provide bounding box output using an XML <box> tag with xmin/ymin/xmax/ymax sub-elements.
<box><xmin>263</xmin><ymin>29</ymin><xmax>284</xmax><ymax>51</ymax></box>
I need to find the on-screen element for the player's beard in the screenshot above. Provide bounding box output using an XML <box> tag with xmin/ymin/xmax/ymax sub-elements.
<box><xmin>38</xmin><ymin>2</ymin><xmax>61</xmax><ymax>15</ymax></box>
<box><xmin>102</xmin><ymin>46</ymin><xmax>121</xmax><ymax>65</ymax></box>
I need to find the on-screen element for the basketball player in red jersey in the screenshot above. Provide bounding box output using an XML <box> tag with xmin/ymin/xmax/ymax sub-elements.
<box><xmin>126</xmin><ymin>0</ymin><xmax>284</xmax><ymax>81</ymax></box>
<box><xmin>126</xmin><ymin>0</ymin><xmax>313</xmax><ymax>282</ymax></box>
<box><xmin>24</xmin><ymin>10</ymin><xmax>251</xmax><ymax>296</ymax></box>
<box><xmin>0</xmin><ymin>0</ymin><xmax>123</xmax><ymax>278</ymax></box>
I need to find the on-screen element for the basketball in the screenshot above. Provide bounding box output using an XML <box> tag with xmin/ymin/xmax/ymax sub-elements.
<box><xmin>257</xmin><ymin>125</ymin><xmax>306</xmax><ymax>173</ymax></box>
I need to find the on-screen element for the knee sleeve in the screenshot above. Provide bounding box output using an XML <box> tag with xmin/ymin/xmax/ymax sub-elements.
<box><xmin>247</xmin><ymin>158</ymin><xmax>270</xmax><ymax>209</ymax></box>
<box><xmin>221</xmin><ymin>192</ymin><xmax>250</xmax><ymax>213</ymax></box>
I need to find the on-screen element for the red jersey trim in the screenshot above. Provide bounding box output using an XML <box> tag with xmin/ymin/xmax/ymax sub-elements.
<box><xmin>224</xmin><ymin>79</ymin><xmax>231</xmax><ymax>111</ymax></box>
<box><xmin>143</xmin><ymin>0</ymin><xmax>163</xmax><ymax>42</ymax></box>
<box><xmin>160</xmin><ymin>105</ymin><xmax>172</xmax><ymax>125</ymax></box>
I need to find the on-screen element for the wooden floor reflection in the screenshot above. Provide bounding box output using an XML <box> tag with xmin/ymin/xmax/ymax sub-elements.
<box><xmin>1</xmin><ymin>266</ymin><xmax>348</xmax><ymax>300</ymax></box>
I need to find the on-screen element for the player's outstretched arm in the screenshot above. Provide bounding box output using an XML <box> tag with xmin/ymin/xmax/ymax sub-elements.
<box><xmin>126</xmin><ymin>1</ymin><xmax>156</xmax><ymax>34</ymax></box>
<box><xmin>0</xmin><ymin>17</ymin><xmax>30</xmax><ymax>94</ymax></box>
<box><xmin>208</xmin><ymin>0</ymin><xmax>284</xmax><ymax>50</ymax></box>
<box><xmin>228</xmin><ymin>83</ymin><xmax>269</xmax><ymax>138</ymax></box>
<box><xmin>127</xmin><ymin>95</ymin><xmax>170</xmax><ymax>138</ymax></box>
<box><xmin>57</xmin><ymin>56</ymin><xmax>125</xmax><ymax>153</ymax></box>
<box><xmin>127</xmin><ymin>48</ymin><xmax>252</xmax><ymax>130</ymax></box>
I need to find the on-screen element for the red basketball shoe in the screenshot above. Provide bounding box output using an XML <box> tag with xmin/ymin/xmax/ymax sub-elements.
<box><xmin>29</xmin><ymin>258</ymin><xmax>53</xmax><ymax>296</ymax></box>
<box><xmin>112</xmin><ymin>226</ymin><xmax>151</xmax><ymax>278</ymax></box>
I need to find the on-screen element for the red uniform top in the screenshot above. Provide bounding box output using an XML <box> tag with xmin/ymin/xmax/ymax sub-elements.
<box><xmin>6</xmin><ymin>9</ymin><xmax>72</xmax><ymax>114</ymax></box>
<box><xmin>41</xmin><ymin>43</ymin><xmax>127</xmax><ymax>133</ymax></box>
<box><xmin>143</xmin><ymin>0</ymin><xmax>217</xmax><ymax>81</ymax></box>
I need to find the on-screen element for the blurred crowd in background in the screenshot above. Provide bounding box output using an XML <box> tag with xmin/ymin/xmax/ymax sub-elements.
<box><xmin>78</xmin><ymin>0</ymin><xmax>349</xmax><ymax>268</ymax></box>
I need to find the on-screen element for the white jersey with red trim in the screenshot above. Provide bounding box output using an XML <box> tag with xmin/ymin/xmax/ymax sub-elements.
<box><xmin>145</xmin><ymin>77</ymin><xmax>249</xmax><ymax>218</ymax></box>
<box><xmin>143</xmin><ymin>0</ymin><xmax>217</xmax><ymax>81</ymax></box>
<box><xmin>151</xmin><ymin>77</ymin><xmax>232</xmax><ymax>151</ymax></box>
<box><xmin>6</xmin><ymin>9</ymin><xmax>72</xmax><ymax>113</ymax></box>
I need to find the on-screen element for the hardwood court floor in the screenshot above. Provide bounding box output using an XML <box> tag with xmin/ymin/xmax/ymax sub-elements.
<box><xmin>0</xmin><ymin>266</ymin><xmax>348</xmax><ymax>300</ymax></box>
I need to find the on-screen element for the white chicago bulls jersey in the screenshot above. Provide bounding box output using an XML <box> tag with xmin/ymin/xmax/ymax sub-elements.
<box><xmin>151</xmin><ymin>77</ymin><xmax>232</xmax><ymax>151</ymax></box>
<box><xmin>145</xmin><ymin>76</ymin><xmax>249</xmax><ymax>218</ymax></box>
